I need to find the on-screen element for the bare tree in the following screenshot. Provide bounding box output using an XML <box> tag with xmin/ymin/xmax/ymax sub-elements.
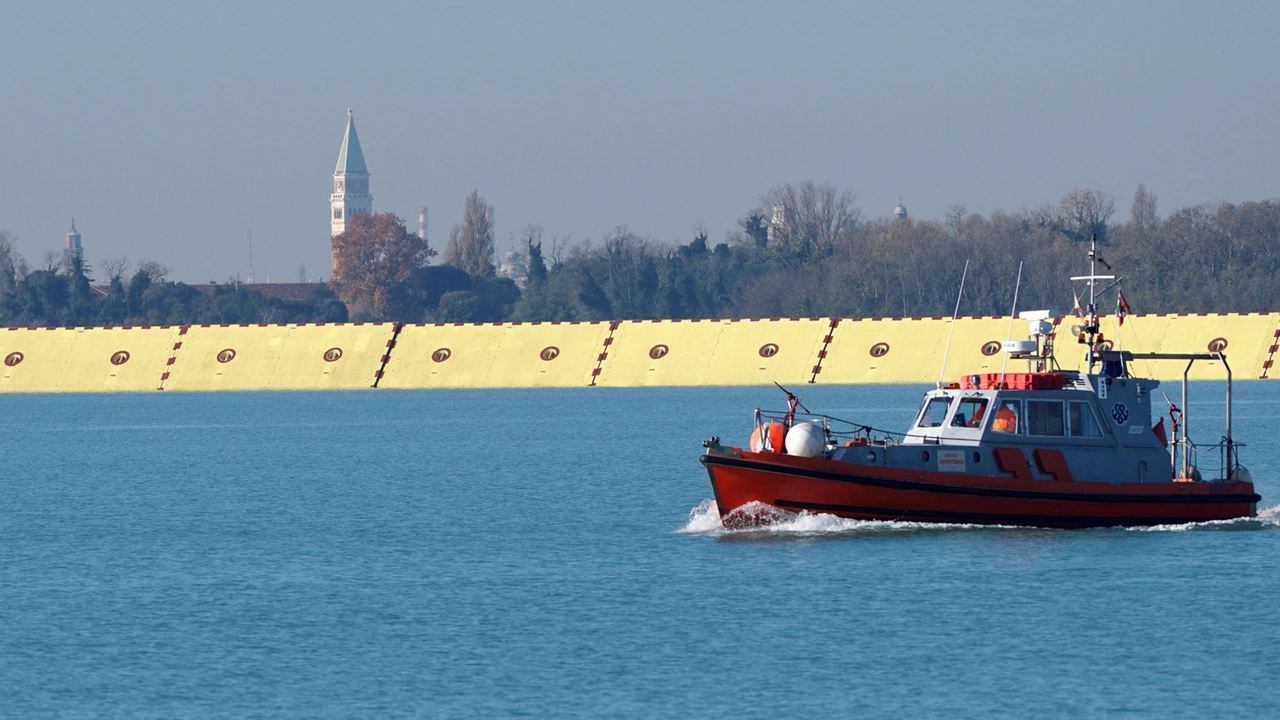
<box><xmin>443</xmin><ymin>190</ymin><xmax>496</xmax><ymax>277</ymax></box>
<box><xmin>1058</xmin><ymin>188</ymin><xmax>1115</xmax><ymax>242</ymax></box>
<box><xmin>0</xmin><ymin>229</ymin><xmax>24</xmax><ymax>295</ymax></box>
<box><xmin>42</xmin><ymin>251</ymin><xmax>63</xmax><ymax>273</ymax></box>
<box><xmin>101</xmin><ymin>256</ymin><xmax>130</xmax><ymax>282</ymax></box>
<box><xmin>136</xmin><ymin>260</ymin><xmax>170</xmax><ymax>283</ymax></box>
<box><xmin>757</xmin><ymin>181</ymin><xmax>860</xmax><ymax>264</ymax></box>
<box><xmin>945</xmin><ymin>203</ymin><xmax>969</xmax><ymax>231</ymax></box>
<box><xmin>1130</xmin><ymin>183</ymin><xmax>1159</xmax><ymax>232</ymax></box>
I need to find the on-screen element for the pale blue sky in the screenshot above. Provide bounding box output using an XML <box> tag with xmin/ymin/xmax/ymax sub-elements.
<box><xmin>2</xmin><ymin>0</ymin><xmax>1276</xmax><ymax>282</ymax></box>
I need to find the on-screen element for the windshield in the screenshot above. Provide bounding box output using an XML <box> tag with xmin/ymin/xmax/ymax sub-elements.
<box><xmin>951</xmin><ymin>397</ymin><xmax>990</xmax><ymax>429</ymax></box>
<box><xmin>917</xmin><ymin>397</ymin><xmax>952</xmax><ymax>428</ymax></box>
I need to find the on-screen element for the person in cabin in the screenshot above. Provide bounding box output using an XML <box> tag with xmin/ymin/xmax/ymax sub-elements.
<box><xmin>992</xmin><ymin>402</ymin><xmax>1019</xmax><ymax>434</ymax></box>
<box><xmin>967</xmin><ymin>404</ymin><xmax>986</xmax><ymax>428</ymax></box>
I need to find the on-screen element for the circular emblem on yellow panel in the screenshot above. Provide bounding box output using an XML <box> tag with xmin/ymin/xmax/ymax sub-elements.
<box><xmin>540</xmin><ymin>346</ymin><xmax>560</xmax><ymax>361</ymax></box>
<box><xmin>649</xmin><ymin>344</ymin><xmax>669</xmax><ymax>360</ymax></box>
<box><xmin>323</xmin><ymin>347</ymin><xmax>343</xmax><ymax>362</ymax></box>
<box><xmin>217</xmin><ymin>349</ymin><xmax>236</xmax><ymax>363</ymax></box>
<box><xmin>869</xmin><ymin>342</ymin><xmax>890</xmax><ymax>358</ymax></box>
<box><xmin>432</xmin><ymin>348</ymin><xmax>452</xmax><ymax>363</ymax></box>
<box><xmin>110</xmin><ymin>351</ymin><xmax>130</xmax><ymax>366</ymax></box>
<box><xmin>1097</xmin><ymin>340</ymin><xmax>1114</xmax><ymax>352</ymax></box>
<box><xmin>1208</xmin><ymin>337</ymin><xmax>1228</xmax><ymax>352</ymax></box>
<box><xmin>758</xmin><ymin>343</ymin><xmax>779</xmax><ymax>358</ymax></box>
<box><xmin>4</xmin><ymin>352</ymin><xmax>23</xmax><ymax>367</ymax></box>
<box><xmin>981</xmin><ymin>341</ymin><xmax>1001</xmax><ymax>356</ymax></box>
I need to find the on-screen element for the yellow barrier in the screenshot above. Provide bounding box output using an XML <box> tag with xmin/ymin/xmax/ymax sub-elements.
<box><xmin>2</xmin><ymin>314</ymin><xmax>1276</xmax><ymax>391</ymax></box>
<box><xmin>380</xmin><ymin>322</ymin><xmax>610</xmax><ymax>388</ymax></box>
<box><xmin>161</xmin><ymin>323</ymin><xmax>396</xmax><ymax>391</ymax></box>
<box><xmin>819</xmin><ymin>317</ymin><xmax>951</xmax><ymax>384</ymax></box>
<box><xmin>593</xmin><ymin>318</ymin><xmax>831</xmax><ymax>387</ymax></box>
<box><xmin>0</xmin><ymin>326</ymin><xmax>183</xmax><ymax>393</ymax></box>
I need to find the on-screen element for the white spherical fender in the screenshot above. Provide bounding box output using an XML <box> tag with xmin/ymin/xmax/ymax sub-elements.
<box><xmin>785</xmin><ymin>422</ymin><xmax>825</xmax><ymax>458</ymax></box>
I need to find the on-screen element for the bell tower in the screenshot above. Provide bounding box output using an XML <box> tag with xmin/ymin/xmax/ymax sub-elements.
<box><xmin>330</xmin><ymin>109</ymin><xmax>372</xmax><ymax>267</ymax></box>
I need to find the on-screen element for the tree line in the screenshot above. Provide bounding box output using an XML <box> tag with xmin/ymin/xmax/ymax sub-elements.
<box><xmin>3</xmin><ymin>183</ymin><xmax>1278</xmax><ymax>327</ymax></box>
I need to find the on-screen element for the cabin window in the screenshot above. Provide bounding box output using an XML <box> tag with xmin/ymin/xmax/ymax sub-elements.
<box><xmin>992</xmin><ymin>399</ymin><xmax>1021</xmax><ymax>434</ymax></box>
<box><xmin>951</xmin><ymin>397</ymin><xmax>990</xmax><ymax>429</ymax></box>
<box><xmin>1027</xmin><ymin>400</ymin><xmax>1066</xmax><ymax>436</ymax></box>
<box><xmin>916</xmin><ymin>397</ymin><xmax>953</xmax><ymax>428</ymax></box>
<box><xmin>1069</xmin><ymin>401</ymin><xmax>1104</xmax><ymax>437</ymax></box>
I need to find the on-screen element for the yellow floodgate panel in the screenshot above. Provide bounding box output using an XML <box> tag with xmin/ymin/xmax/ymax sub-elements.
<box><xmin>483</xmin><ymin>322</ymin><xmax>609</xmax><ymax>388</ymax></box>
<box><xmin>1143</xmin><ymin>313</ymin><xmax>1275</xmax><ymax>380</ymax></box>
<box><xmin>703</xmin><ymin>318</ymin><xmax>831</xmax><ymax>386</ymax></box>
<box><xmin>594</xmin><ymin>318</ymin><xmax>829</xmax><ymax>387</ymax></box>
<box><xmin>1</xmin><ymin>326</ymin><xmax>181</xmax><ymax>392</ymax></box>
<box><xmin>163</xmin><ymin>323</ymin><xmax>396</xmax><ymax>391</ymax></box>
<box><xmin>819</xmin><ymin>317</ymin><xmax>952</xmax><ymax>384</ymax></box>
<box><xmin>380</xmin><ymin>322</ymin><xmax>609</xmax><ymax>388</ymax></box>
<box><xmin>161</xmin><ymin>325</ymin><xmax>286</xmax><ymax>391</ymax></box>
<box><xmin>58</xmin><ymin>326</ymin><xmax>184</xmax><ymax>392</ymax></box>
<box><xmin>0</xmin><ymin>328</ymin><xmax>79</xmax><ymax>392</ymax></box>
<box><xmin>268</xmin><ymin>323</ymin><xmax>395</xmax><ymax>390</ymax></box>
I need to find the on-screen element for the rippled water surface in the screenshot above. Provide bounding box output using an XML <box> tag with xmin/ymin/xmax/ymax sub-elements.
<box><xmin>1</xmin><ymin>383</ymin><xmax>1278</xmax><ymax>718</ymax></box>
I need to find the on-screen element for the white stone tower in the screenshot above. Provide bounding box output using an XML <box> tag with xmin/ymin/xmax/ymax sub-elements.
<box><xmin>330</xmin><ymin>110</ymin><xmax>373</xmax><ymax>269</ymax></box>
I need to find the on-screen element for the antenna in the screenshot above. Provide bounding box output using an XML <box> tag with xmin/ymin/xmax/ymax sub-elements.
<box><xmin>937</xmin><ymin>260</ymin><xmax>969</xmax><ymax>386</ymax></box>
<box><xmin>998</xmin><ymin>262</ymin><xmax>1024</xmax><ymax>387</ymax></box>
<box><xmin>248</xmin><ymin>230</ymin><xmax>254</xmax><ymax>284</ymax></box>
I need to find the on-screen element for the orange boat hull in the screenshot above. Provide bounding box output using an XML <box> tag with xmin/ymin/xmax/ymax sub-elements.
<box><xmin>702</xmin><ymin>450</ymin><xmax>1260</xmax><ymax>529</ymax></box>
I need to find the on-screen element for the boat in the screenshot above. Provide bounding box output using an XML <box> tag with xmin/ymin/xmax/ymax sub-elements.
<box><xmin>699</xmin><ymin>241</ymin><xmax>1261</xmax><ymax>529</ymax></box>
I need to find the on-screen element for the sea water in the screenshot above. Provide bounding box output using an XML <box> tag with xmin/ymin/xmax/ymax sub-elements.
<box><xmin>0</xmin><ymin>383</ymin><xmax>1277</xmax><ymax>718</ymax></box>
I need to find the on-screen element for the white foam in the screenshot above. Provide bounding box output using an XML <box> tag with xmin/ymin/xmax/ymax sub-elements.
<box><xmin>1124</xmin><ymin>504</ymin><xmax>1280</xmax><ymax>532</ymax></box>
<box><xmin>679</xmin><ymin>501</ymin><xmax>1280</xmax><ymax>536</ymax></box>
<box><xmin>676</xmin><ymin>499</ymin><xmax>1003</xmax><ymax>536</ymax></box>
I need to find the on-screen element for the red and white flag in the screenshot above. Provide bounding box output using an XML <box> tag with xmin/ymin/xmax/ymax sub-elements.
<box><xmin>1073</xmin><ymin>292</ymin><xmax>1084</xmax><ymax>318</ymax></box>
<box><xmin>1116</xmin><ymin>291</ymin><xmax>1131</xmax><ymax>326</ymax></box>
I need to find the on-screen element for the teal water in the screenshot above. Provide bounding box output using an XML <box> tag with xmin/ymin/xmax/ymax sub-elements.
<box><xmin>1</xmin><ymin>383</ymin><xmax>1277</xmax><ymax>718</ymax></box>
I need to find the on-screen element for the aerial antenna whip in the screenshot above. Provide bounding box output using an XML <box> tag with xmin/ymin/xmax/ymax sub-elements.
<box><xmin>774</xmin><ymin>381</ymin><xmax>808</xmax><ymax>422</ymax></box>
<box><xmin>937</xmin><ymin>259</ymin><xmax>970</xmax><ymax>386</ymax></box>
<box><xmin>998</xmin><ymin>261</ymin><xmax>1024</xmax><ymax>387</ymax></box>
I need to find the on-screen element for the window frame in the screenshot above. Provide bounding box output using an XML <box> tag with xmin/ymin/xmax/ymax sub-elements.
<box><xmin>1026</xmin><ymin>399</ymin><xmax>1067</xmax><ymax>437</ymax></box>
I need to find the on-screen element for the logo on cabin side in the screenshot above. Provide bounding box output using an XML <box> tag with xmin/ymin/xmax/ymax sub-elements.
<box><xmin>1112</xmin><ymin>403</ymin><xmax>1129</xmax><ymax>425</ymax></box>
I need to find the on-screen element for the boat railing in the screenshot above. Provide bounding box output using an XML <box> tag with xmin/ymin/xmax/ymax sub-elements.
<box><xmin>1175</xmin><ymin>437</ymin><xmax>1248</xmax><ymax>482</ymax></box>
<box><xmin>754</xmin><ymin>408</ymin><xmax>906</xmax><ymax>447</ymax></box>
<box><xmin>1101</xmin><ymin>350</ymin><xmax>1243</xmax><ymax>482</ymax></box>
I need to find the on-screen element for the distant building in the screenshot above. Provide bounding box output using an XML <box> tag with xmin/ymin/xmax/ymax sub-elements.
<box><xmin>330</xmin><ymin>109</ymin><xmax>373</xmax><ymax>272</ymax></box>
<box><xmin>497</xmin><ymin>250</ymin><xmax>527</xmax><ymax>289</ymax></box>
<box><xmin>893</xmin><ymin>200</ymin><xmax>908</xmax><ymax>221</ymax></box>
<box><xmin>63</xmin><ymin>220</ymin><xmax>82</xmax><ymax>267</ymax></box>
<box><xmin>767</xmin><ymin>205</ymin><xmax>787</xmax><ymax>245</ymax></box>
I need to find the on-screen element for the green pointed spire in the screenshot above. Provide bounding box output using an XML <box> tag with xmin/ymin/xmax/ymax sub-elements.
<box><xmin>335</xmin><ymin>109</ymin><xmax>368</xmax><ymax>175</ymax></box>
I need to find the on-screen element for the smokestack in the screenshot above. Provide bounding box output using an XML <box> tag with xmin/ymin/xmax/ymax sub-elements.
<box><xmin>419</xmin><ymin>207</ymin><xmax>427</xmax><ymax>240</ymax></box>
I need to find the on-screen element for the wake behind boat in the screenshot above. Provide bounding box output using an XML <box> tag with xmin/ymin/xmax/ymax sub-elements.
<box><xmin>700</xmin><ymin>242</ymin><xmax>1261</xmax><ymax>529</ymax></box>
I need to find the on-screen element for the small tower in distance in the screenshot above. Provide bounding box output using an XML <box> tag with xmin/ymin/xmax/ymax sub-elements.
<box><xmin>330</xmin><ymin>109</ymin><xmax>373</xmax><ymax>271</ymax></box>
<box><xmin>893</xmin><ymin>199</ymin><xmax>908</xmax><ymax>221</ymax></box>
<box><xmin>63</xmin><ymin>219</ymin><xmax>83</xmax><ymax>267</ymax></box>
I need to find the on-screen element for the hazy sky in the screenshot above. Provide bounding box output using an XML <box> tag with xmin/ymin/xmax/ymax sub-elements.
<box><xmin>2</xmin><ymin>0</ymin><xmax>1277</xmax><ymax>282</ymax></box>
